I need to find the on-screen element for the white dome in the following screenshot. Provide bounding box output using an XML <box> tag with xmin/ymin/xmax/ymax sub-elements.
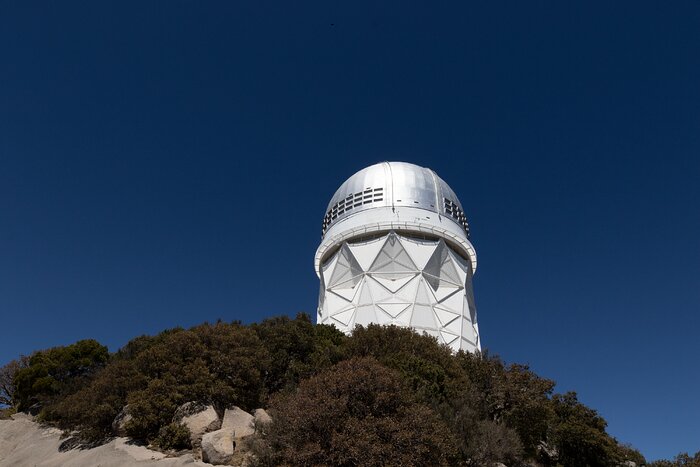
<box><xmin>322</xmin><ymin>162</ymin><xmax>470</xmax><ymax>238</ymax></box>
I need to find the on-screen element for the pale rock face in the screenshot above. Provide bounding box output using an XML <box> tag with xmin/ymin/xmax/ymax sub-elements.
<box><xmin>201</xmin><ymin>430</ymin><xmax>235</xmax><ymax>465</ymax></box>
<box><xmin>111</xmin><ymin>405</ymin><xmax>132</xmax><ymax>437</ymax></box>
<box><xmin>201</xmin><ymin>408</ymin><xmax>258</xmax><ymax>466</ymax></box>
<box><xmin>172</xmin><ymin>402</ymin><xmax>221</xmax><ymax>446</ymax></box>
<box><xmin>221</xmin><ymin>406</ymin><xmax>254</xmax><ymax>439</ymax></box>
<box><xmin>253</xmin><ymin>408</ymin><xmax>272</xmax><ymax>430</ymax></box>
<box><xmin>537</xmin><ymin>440</ymin><xmax>559</xmax><ymax>462</ymax></box>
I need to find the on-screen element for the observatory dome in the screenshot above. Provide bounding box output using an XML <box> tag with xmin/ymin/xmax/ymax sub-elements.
<box><xmin>322</xmin><ymin>162</ymin><xmax>469</xmax><ymax>238</ymax></box>
<box><xmin>317</xmin><ymin>162</ymin><xmax>476</xmax><ymax>276</ymax></box>
<box><xmin>314</xmin><ymin>161</ymin><xmax>481</xmax><ymax>352</ymax></box>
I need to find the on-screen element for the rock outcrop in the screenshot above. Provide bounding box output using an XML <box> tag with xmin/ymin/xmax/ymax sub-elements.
<box><xmin>199</xmin><ymin>406</ymin><xmax>268</xmax><ymax>465</ymax></box>
<box><xmin>172</xmin><ymin>402</ymin><xmax>221</xmax><ymax>447</ymax></box>
<box><xmin>221</xmin><ymin>406</ymin><xmax>255</xmax><ymax>439</ymax></box>
<box><xmin>111</xmin><ymin>405</ymin><xmax>132</xmax><ymax>436</ymax></box>
<box><xmin>537</xmin><ymin>440</ymin><xmax>559</xmax><ymax>463</ymax></box>
<box><xmin>201</xmin><ymin>430</ymin><xmax>235</xmax><ymax>465</ymax></box>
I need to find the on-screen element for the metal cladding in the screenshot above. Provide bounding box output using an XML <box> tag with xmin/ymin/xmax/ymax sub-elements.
<box><xmin>315</xmin><ymin>162</ymin><xmax>481</xmax><ymax>353</ymax></box>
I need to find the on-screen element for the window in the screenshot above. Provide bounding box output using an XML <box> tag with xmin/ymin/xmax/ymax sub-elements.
<box><xmin>321</xmin><ymin>188</ymin><xmax>387</xmax><ymax>236</ymax></box>
<box><xmin>443</xmin><ymin>198</ymin><xmax>471</xmax><ymax>237</ymax></box>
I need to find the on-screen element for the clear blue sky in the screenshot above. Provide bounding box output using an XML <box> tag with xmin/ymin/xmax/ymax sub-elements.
<box><xmin>1</xmin><ymin>1</ymin><xmax>698</xmax><ymax>461</ymax></box>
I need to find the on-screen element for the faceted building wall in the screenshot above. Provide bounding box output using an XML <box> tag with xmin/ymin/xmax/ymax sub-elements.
<box><xmin>317</xmin><ymin>231</ymin><xmax>480</xmax><ymax>353</ymax></box>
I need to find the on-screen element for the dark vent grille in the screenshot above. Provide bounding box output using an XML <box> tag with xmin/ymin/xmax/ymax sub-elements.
<box><xmin>322</xmin><ymin>187</ymin><xmax>384</xmax><ymax>236</ymax></box>
<box><xmin>443</xmin><ymin>198</ymin><xmax>470</xmax><ymax>237</ymax></box>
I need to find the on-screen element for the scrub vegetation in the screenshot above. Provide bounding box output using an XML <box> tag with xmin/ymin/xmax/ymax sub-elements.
<box><xmin>0</xmin><ymin>313</ymin><xmax>693</xmax><ymax>466</ymax></box>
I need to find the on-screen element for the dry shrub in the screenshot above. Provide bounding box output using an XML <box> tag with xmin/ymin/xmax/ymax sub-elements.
<box><xmin>260</xmin><ymin>356</ymin><xmax>458</xmax><ymax>467</ymax></box>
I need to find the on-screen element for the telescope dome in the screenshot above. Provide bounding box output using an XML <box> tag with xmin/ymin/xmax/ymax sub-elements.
<box><xmin>321</xmin><ymin>162</ymin><xmax>470</xmax><ymax>239</ymax></box>
<box><xmin>314</xmin><ymin>161</ymin><xmax>481</xmax><ymax>353</ymax></box>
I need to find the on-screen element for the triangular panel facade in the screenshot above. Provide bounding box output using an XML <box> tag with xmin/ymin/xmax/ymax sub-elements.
<box><xmin>318</xmin><ymin>231</ymin><xmax>480</xmax><ymax>353</ymax></box>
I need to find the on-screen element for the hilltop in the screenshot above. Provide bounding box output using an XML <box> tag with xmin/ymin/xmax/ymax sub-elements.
<box><xmin>0</xmin><ymin>313</ymin><xmax>694</xmax><ymax>466</ymax></box>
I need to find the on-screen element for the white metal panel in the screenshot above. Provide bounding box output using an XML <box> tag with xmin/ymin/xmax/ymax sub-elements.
<box><xmin>347</xmin><ymin>236</ymin><xmax>386</xmax><ymax>271</ymax></box>
<box><xmin>400</xmin><ymin>236</ymin><xmax>438</xmax><ymax>270</ymax></box>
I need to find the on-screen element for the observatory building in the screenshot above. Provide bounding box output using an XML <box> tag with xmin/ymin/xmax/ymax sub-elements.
<box><xmin>315</xmin><ymin>162</ymin><xmax>481</xmax><ymax>352</ymax></box>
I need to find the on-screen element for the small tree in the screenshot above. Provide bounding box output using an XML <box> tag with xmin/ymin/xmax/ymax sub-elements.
<box><xmin>0</xmin><ymin>355</ymin><xmax>29</xmax><ymax>407</ymax></box>
<box><xmin>14</xmin><ymin>340</ymin><xmax>108</xmax><ymax>412</ymax></box>
<box><xmin>551</xmin><ymin>392</ymin><xmax>620</xmax><ymax>467</ymax></box>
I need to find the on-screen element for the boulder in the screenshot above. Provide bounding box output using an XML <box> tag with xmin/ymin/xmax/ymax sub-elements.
<box><xmin>537</xmin><ymin>441</ymin><xmax>559</xmax><ymax>462</ymax></box>
<box><xmin>253</xmin><ymin>408</ymin><xmax>272</xmax><ymax>431</ymax></box>
<box><xmin>221</xmin><ymin>406</ymin><xmax>254</xmax><ymax>439</ymax></box>
<box><xmin>201</xmin><ymin>430</ymin><xmax>235</xmax><ymax>465</ymax></box>
<box><xmin>112</xmin><ymin>405</ymin><xmax>132</xmax><ymax>437</ymax></box>
<box><xmin>172</xmin><ymin>402</ymin><xmax>221</xmax><ymax>446</ymax></box>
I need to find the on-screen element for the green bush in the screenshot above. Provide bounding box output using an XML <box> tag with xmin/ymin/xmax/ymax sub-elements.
<box><xmin>155</xmin><ymin>422</ymin><xmax>191</xmax><ymax>450</ymax></box>
<box><xmin>550</xmin><ymin>392</ymin><xmax>622</xmax><ymax>466</ymax></box>
<box><xmin>14</xmin><ymin>340</ymin><xmax>108</xmax><ymax>412</ymax></box>
<box><xmin>41</xmin><ymin>321</ymin><xmax>270</xmax><ymax>443</ymax></box>
<box><xmin>45</xmin><ymin>359</ymin><xmax>146</xmax><ymax>440</ymax></box>
<box><xmin>348</xmin><ymin>324</ymin><xmax>467</xmax><ymax>405</ymax></box>
<box><xmin>456</xmin><ymin>350</ymin><xmax>556</xmax><ymax>458</ymax></box>
<box><xmin>252</xmin><ymin>313</ymin><xmax>348</xmax><ymax>395</ymax></box>
<box><xmin>123</xmin><ymin>321</ymin><xmax>268</xmax><ymax>441</ymax></box>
